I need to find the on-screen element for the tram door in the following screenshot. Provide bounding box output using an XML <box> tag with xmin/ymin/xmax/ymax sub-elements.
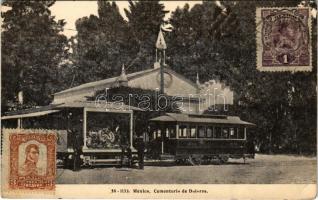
<box><xmin>153</xmin><ymin>127</ymin><xmax>166</xmax><ymax>154</ymax></box>
<box><xmin>163</xmin><ymin>125</ymin><xmax>176</xmax><ymax>154</ymax></box>
<box><xmin>163</xmin><ymin>128</ymin><xmax>169</xmax><ymax>154</ymax></box>
<box><xmin>149</xmin><ymin>123</ymin><xmax>177</xmax><ymax>156</ymax></box>
<box><xmin>149</xmin><ymin>125</ymin><xmax>169</xmax><ymax>155</ymax></box>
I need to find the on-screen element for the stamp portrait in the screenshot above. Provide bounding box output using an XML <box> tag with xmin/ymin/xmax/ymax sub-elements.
<box><xmin>2</xmin><ymin>130</ymin><xmax>57</xmax><ymax>192</ymax></box>
<box><xmin>256</xmin><ymin>7</ymin><xmax>312</xmax><ymax>72</ymax></box>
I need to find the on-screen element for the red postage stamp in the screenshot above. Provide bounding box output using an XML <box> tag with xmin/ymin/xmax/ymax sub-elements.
<box><xmin>256</xmin><ymin>7</ymin><xmax>312</xmax><ymax>72</ymax></box>
<box><xmin>2</xmin><ymin>129</ymin><xmax>56</xmax><ymax>195</ymax></box>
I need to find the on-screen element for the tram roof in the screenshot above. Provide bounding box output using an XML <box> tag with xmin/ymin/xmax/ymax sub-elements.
<box><xmin>150</xmin><ymin>113</ymin><xmax>255</xmax><ymax>126</ymax></box>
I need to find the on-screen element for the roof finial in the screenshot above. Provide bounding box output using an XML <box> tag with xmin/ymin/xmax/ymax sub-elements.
<box><xmin>196</xmin><ymin>72</ymin><xmax>200</xmax><ymax>86</ymax></box>
<box><xmin>121</xmin><ymin>64</ymin><xmax>126</xmax><ymax>76</ymax></box>
<box><xmin>156</xmin><ymin>28</ymin><xmax>167</xmax><ymax>50</ymax></box>
<box><xmin>118</xmin><ymin>64</ymin><xmax>128</xmax><ymax>86</ymax></box>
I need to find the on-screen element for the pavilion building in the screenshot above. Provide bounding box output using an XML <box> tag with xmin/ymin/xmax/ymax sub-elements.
<box><xmin>53</xmin><ymin>28</ymin><xmax>233</xmax><ymax>113</ymax></box>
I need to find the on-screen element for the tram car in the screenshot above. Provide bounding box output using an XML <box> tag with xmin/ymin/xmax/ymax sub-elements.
<box><xmin>147</xmin><ymin>113</ymin><xmax>255</xmax><ymax>164</ymax></box>
<box><xmin>1</xmin><ymin>101</ymin><xmax>142</xmax><ymax>169</ymax></box>
<box><xmin>2</xmin><ymin>103</ymin><xmax>255</xmax><ymax>168</ymax></box>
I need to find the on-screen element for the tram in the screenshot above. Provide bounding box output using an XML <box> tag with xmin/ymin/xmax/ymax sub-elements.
<box><xmin>2</xmin><ymin>104</ymin><xmax>255</xmax><ymax>168</ymax></box>
<box><xmin>1</xmin><ymin>101</ymin><xmax>142</xmax><ymax>168</ymax></box>
<box><xmin>147</xmin><ymin>113</ymin><xmax>255</xmax><ymax>164</ymax></box>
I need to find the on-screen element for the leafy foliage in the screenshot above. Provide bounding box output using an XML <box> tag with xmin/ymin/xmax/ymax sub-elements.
<box><xmin>124</xmin><ymin>0</ymin><xmax>168</xmax><ymax>71</ymax></box>
<box><xmin>72</xmin><ymin>0</ymin><xmax>168</xmax><ymax>86</ymax></box>
<box><xmin>1</xmin><ymin>0</ymin><xmax>316</xmax><ymax>154</ymax></box>
<box><xmin>1</xmin><ymin>0</ymin><xmax>68</xmax><ymax>111</ymax></box>
<box><xmin>168</xmin><ymin>1</ymin><xmax>316</xmax><ymax>153</ymax></box>
<box><xmin>72</xmin><ymin>1</ymin><xmax>133</xmax><ymax>86</ymax></box>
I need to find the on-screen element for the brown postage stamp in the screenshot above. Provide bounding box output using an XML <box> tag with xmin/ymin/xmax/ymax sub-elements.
<box><xmin>2</xmin><ymin>129</ymin><xmax>56</xmax><ymax>197</ymax></box>
<box><xmin>256</xmin><ymin>7</ymin><xmax>312</xmax><ymax>72</ymax></box>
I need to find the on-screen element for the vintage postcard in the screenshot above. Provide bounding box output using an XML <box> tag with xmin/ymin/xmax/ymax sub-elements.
<box><xmin>1</xmin><ymin>0</ymin><xmax>317</xmax><ymax>199</ymax></box>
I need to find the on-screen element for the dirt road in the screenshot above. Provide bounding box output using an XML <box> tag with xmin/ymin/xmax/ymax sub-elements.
<box><xmin>56</xmin><ymin>154</ymin><xmax>316</xmax><ymax>184</ymax></box>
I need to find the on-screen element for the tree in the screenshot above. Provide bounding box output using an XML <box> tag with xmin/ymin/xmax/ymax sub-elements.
<box><xmin>167</xmin><ymin>2</ymin><xmax>239</xmax><ymax>84</ymax></box>
<box><xmin>72</xmin><ymin>0</ymin><xmax>168</xmax><ymax>86</ymax></box>
<box><xmin>1</xmin><ymin>1</ymin><xmax>68</xmax><ymax>111</ymax></box>
<box><xmin>124</xmin><ymin>0</ymin><xmax>168</xmax><ymax>71</ymax></box>
<box><xmin>168</xmin><ymin>1</ymin><xmax>316</xmax><ymax>154</ymax></box>
<box><xmin>72</xmin><ymin>0</ymin><xmax>136</xmax><ymax>87</ymax></box>
<box><xmin>220</xmin><ymin>1</ymin><xmax>316</xmax><ymax>154</ymax></box>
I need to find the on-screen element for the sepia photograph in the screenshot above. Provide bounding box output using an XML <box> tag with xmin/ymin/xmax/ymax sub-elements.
<box><xmin>1</xmin><ymin>0</ymin><xmax>317</xmax><ymax>198</ymax></box>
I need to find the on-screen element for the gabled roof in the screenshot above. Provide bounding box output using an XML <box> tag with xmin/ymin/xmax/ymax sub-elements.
<box><xmin>55</xmin><ymin>68</ymin><xmax>158</xmax><ymax>95</ymax></box>
<box><xmin>164</xmin><ymin>67</ymin><xmax>199</xmax><ymax>89</ymax></box>
<box><xmin>54</xmin><ymin>67</ymin><xmax>198</xmax><ymax>96</ymax></box>
<box><xmin>150</xmin><ymin>113</ymin><xmax>255</xmax><ymax>126</ymax></box>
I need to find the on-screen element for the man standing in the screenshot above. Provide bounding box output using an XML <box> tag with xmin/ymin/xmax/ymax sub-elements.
<box><xmin>136</xmin><ymin>136</ymin><xmax>145</xmax><ymax>170</ymax></box>
<box><xmin>71</xmin><ymin>128</ymin><xmax>82</xmax><ymax>171</ymax></box>
<box><xmin>120</xmin><ymin>134</ymin><xmax>132</xmax><ymax>167</ymax></box>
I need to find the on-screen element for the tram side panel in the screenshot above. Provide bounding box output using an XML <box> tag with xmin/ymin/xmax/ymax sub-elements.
<box><xmin>147</xmin><ymin>123</ymin><xmax>255</xmax><ymax>160</ymax></box>
<box><xmin>171</xmin><ymin>139</ymin><xmax>248</xmax><ymax>158</ymax></box>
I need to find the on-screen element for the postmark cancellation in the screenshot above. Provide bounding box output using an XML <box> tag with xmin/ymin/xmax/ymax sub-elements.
<box><xmin>256</xmin><ymin>7</ymin><xmax>312</xmax><ymax>72</ymax></box>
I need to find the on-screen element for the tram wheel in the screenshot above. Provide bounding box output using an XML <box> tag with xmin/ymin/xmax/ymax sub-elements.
<box><xmin>188</xmin><ymin>156</ymin><xmax>202</xmax><ymax>166</ymax></box>
<box><xmin>175</xmin><ymin>159</ymin><xmax>186</xmax><ymax>165</ymax></box>
<box><xmin>218</xmin><ymin>155</ymin><xmax>229</xmax><ymax>164</ymax></box>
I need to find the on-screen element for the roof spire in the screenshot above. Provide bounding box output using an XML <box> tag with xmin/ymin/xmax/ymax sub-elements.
<box><xmin>118</xmin><ymin>64</ymin><xmax>128</xmax><ymax>86</ymax></box>
<box><xmin>156</xmin><ymin>28</ymin><xmax>167</xmax><ymax>50</ymax></box>
<box><xmin>156</xmin><ymin>26</ymin><xmax>167</xmax><ymax>64</ymax></box>
<box><xmin>121</xmin><ymin>64</ymin><xmax>126</xmax><ymax>76</ymax></box>
<box><xmin>196</xmin><ymin>73</ymin><xmax>200</xmax><ymax>86</ymax></box>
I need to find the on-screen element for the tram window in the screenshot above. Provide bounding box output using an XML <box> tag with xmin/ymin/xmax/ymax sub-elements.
<box><xmin>215</xmin><ymin>127</ymin><xmax>221</xmax><ymax>138</ymax></box>
<box><xmin>222</xmin><ymin>128</ymin><xmax>229</xmax><ymax>138</ymax></box>
<box><xmin>229</xmin><ymin>128</ymin><xmax>238</xmax><ymax>139</ymax></box>
<box><xmin>206</xmin><ymin>127</ymin><xmax>213</xmax><ymax>138</ymax></box>
<box><xmin>198</xmin><ymin>126</ymin><xmax>206</xmax><ymax>138</ymax></box>
<box><xmin>170</xmin><ymin>128</ymin><xmax>176</xmax><ymax>138</ymax></box>
<box><xmin>166</xmin><ymin>128</ymin><xmax>169</xmax><ymax>138</ymax></box>
<box><xmin>238</xmin><ymin>127</ymin><xmax>245</xmax><ymax>139</ymax></box>
<box><xmin>153</xmin><ymin>131</ymin><xmax>156</xmax><ymax>139</ymax></box>
<box><xmin>157</xmin><ymin>129</ymin><xmax>161</xmax><ymax>138</ymax></box>
<box><xmin>179</xmin><ymin>125</ymin><xmax>187</xmax><ymax>138</ymax></box>
<box><xmin>189</xmin><ymin>126</ymin><xmax>197</xmax><ymax>138</ymax></box>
